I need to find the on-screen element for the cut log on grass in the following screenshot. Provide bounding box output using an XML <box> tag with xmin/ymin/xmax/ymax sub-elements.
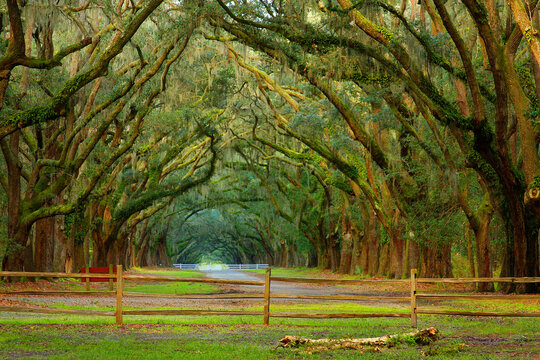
<box><xmin>278</xmin><ymin>327</ymin><xmax>438</xmax><ymax>351</ymax></box>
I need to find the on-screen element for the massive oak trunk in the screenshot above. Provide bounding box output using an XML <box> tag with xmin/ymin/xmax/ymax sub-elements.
<box><xmin>366</xmin><ymin>208</ymin><xmax>380</xmax><ymax>276</ymax></box>
<box><xmin>389</xmin><ymin>215</ymin><xmax>405</xmax><ymax>279</ymax></box>
<box><xmin>2</xmin><ymin>132</ymin><xmax>27</xmax><ymax>272</ymax></box>
<box><xmin>475</xmin><ymin>205</ymin><xmax>494</xmax><ymax>292</ymax></box>
<box><xmin>338</xmin><ymin>232</ymin><xmax>352</xmax><ymax>274</ymax></box>
<box><xmin>34</xmin><ymin>217</ymin><xmax>55</xmax><ymax>272</ymax></box>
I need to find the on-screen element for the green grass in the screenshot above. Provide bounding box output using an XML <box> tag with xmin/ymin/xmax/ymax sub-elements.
<box><xmin>0</xmin><ymin>267</ymin><xmax>538</xmax><ymax>358</ymax></box>
<box><xmin>123</xmin><ymin>281</ymin><xmax>217</xmax><ymax>294</ymax></box>
<box><xmin>264</xmin><ymin>302</ymin><xmax>409</xmax><ymax>314</ymax></box>
<box><xmin>122</xmin><ymin>267</ymin><xmax>217</xmax><ymax>294</ymax></box>
<box><xmin>430</xmin><ymin>299</ymin><xmax>540</xmax><ymax>313</ymax></box>
<box><xmin>248</xmin><ymin>266</ymin><xmax>353</xmax><ymax>277</ymax></box>
<box><xmin>0</xmin><ymin>314</ymin><xmax>537</xmax><ymax>359</ymax></box>
<box><xmin>35</xmin><ymin>301</ymin><xmax>410</xmax><ymax>317</ymax></box>
<box><xmin>128</xmin><ymin>267</ymin><xmax>203</xmax><ymax>278</ymax></box>
<box><xmin>249</xmin><ymin>267</ymin><xmax>384</xmax><ymax>281</ymax></box>
<box><xmin>0</xmin><ymin>292</ymin><xmax>538</xmax><ymax>359</ymax></box>
<box><xmin>246</xmin><ymin>267</ymin><xmax>314</xmax><ymax>276</ymax></box>
<box><xmin>129</xmin><ymin>267</ymin><xmax>203</xmax><ymax>278</ymax></box>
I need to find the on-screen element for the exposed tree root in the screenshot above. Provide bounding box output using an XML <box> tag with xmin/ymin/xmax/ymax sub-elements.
<box><xmin>277</xmin><ymin>327</ymin><xmax>439</xmax><ymax>352</ymax></box>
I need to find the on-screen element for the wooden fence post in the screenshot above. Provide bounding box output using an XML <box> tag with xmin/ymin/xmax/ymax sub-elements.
<box><xmin>410</xmin><ymin>268</ymin><xmax>417</xmax><ymax>328</ymax></box>
<box><xmin>85</xmin><ymin>265</ymin><xmax>90</xmax><ymax>291</ymax></box>
<box><xmin>109</xmin><ymin>264</ymin><xmax>114</xmax><ymax>291</ymax></box>
<box><xmin>116</xmin><ymin>265</ymin><xmax>123</xmax><ymax>326</ymax></box>
<box><xmin>263</xmin><ymin>267</ymin><xmax>271</xmax><ymax>325</ymax></box>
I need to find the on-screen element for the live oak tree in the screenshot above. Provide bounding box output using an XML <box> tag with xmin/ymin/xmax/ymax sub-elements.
<box><xmin>1</xmin><ymin>0</ymin><xmax>167</xmax><ymax>271</ymax></box>
<box><xmin>0</xmin><ymin>0</ymin><xmax>209</xmax><ymax>271</ymax></box>
<box><xmin>201</xmin><ymin>0</ymin><xmax>539</xmax><ymax>289</ymax></box>
<box><xmin>0</xmin><ymin>1</ymin><xmax>538</xmax><ymax>293</ymax></box>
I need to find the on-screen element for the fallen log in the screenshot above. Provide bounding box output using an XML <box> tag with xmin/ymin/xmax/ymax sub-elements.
<box><xmin>278</xmin><ymin>327</ymin><xmax>438</xmax><ymax>351</ymax></box>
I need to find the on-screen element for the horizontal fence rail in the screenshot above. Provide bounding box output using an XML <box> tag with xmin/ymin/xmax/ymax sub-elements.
<box><xmin>417</xmin><ymin>277</ymin><xmax>540</xmax><ymax>283</ymax></box>
<box><xmin>1</xmin><ymin>268</ymin><xmax>539</xmax><ymax>326</ymax></box>
<box><xmin>172</xmin><ymin>264</ymin><xmax>269</xmax><ymax>270</ymax></box>
<box><xmin>269</xmin><ymin>294</ymin><xmax>411</xmax><ymax>301</ymax></box>
<box><xmin>0</xmin><ymin>270</ymin><xmax>119</xmax><ymax>320</ymax></box>
<box><xmin>270</xmin><ymin>277</ymin><xmax>408</xmax><ymax>284</ymax></box>
<box><xmin>416</xmin><ymin>294</ymin><xmax>540</xmax><ymax>300</ymax></box>
<box><xmin>269</xmin><ymin>312</ymin><xmax>411</xmax><ymax>319</ymax></box>
<box><xmin>123</xmin><ymin>293</ymin><xmax>264</xmax><ymax>299</ymax></box>
<box><xmin>173</xmin><ymin>264</ymin><xmax>199</xmax><ymax>270</ymax></box>
<box><xmin>122</xmin><ymin>274</ymin><xmax>264</xmax><ymax>286</ymax></box>
<box><xmin>0</xmin><ymin>306</ymin><xmax>115</xmax><ymax>317</ymax></box>
<box><xmin>227</xmin><ymin>264</ymin><xmax>269</xmax><ymax>270</ymax></box>
<box><xmin>122</xmin><ymin>310</ymin><xmax>264</xmax><ymax>316</ymax></box>
<box><xmin>415</xmin><ymin>309</ymin><xmax>540</xmax><ymax>317</ymax></box>
<box><xmin>0</xmin><ymin>290</ymin><xmax>116</xmax><ymax>296</ymax></box>
<box><xmin>0</xmin><ymin>271</ymin><xmax>115</xmax><ymax>279</ymax></box>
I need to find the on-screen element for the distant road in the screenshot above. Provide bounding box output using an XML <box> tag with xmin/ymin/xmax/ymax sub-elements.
<box><xmin>203</xmin><ymin>270</ymin><xmax>261</xmax><ymax>282</ymax></box>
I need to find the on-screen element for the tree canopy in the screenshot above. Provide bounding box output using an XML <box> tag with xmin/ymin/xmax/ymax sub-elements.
<box><xmin>0</xmin><ymin>0</ymin><xmax>538</xmax><ymax>292</ymax></box>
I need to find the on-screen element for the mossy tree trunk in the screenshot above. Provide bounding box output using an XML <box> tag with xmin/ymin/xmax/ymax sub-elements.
<box><xmin>338</xmin><ymin>208</ymin><xmax>353</xmax><ymax>274</ymax></box>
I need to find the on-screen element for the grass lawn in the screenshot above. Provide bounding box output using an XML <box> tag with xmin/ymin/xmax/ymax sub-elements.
<box><xmin>123</xmin><ymin>281</ymin><xmax>217</xmax><ymax>295</ymax></box>
<box><xmin>247</xmin><ymin>267</ymin><xmax>358</xmax><ymax>279</ymax></box>
<box><xmin>0</xmin><ymin>313</ymin><xmax>537</xmax><ymax>359</ymax></box>
<box><xmin>128</xmin><ymin>267</ymin><xmax>204</xmax><ymax>278</ymax></box>
<box><xmin>0</xmin><ymin>297</ymin><xmax>538</xmax><ymax>359</ymax></box>
<box><xmin>0</xmin><ymin>267</ymin><xmax>538</xmax><ymax>359</ymax></box>
<box><xmin>124</xmin><ymin>267</ymin><xmax>218</xmax><ymax>294</ymax></box>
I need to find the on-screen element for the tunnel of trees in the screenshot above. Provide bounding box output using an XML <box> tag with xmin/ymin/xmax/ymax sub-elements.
<box><xmin>0</xmin><ymin>0</ymin><xmax>538</xmax><ymax>292</ymax></box>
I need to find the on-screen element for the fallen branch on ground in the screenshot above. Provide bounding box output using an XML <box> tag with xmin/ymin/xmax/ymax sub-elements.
<box><xmin>277</xmin><ymin>327</ymin><xmax>439</xmax><ymax>352</ymax></box>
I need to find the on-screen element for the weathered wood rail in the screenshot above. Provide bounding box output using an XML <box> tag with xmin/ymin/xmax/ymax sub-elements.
<box><xmin>0</xmin><ymin>268</ymin><xmax>539</xmax><ymax>326</ymax></box>
<box><xmin>172</xmin><ymin>264</ymin><xmax>269</xmax><ymax>270</ymax></box>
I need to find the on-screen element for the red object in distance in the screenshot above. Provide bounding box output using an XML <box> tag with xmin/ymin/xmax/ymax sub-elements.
<box><xmin>80</xmin><ymin>267</ymin><xmax>117</xmax><ymax>282</ymax></box>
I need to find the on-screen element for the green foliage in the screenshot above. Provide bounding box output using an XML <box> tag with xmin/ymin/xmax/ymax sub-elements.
<box><xmin>0</xmin><ymin>299</ymin><xmax>538</xmax><ymax>359</ymax></box>
<box><xmin>421</xmin><ymin>342</ymin><xmax>467</xmax><ymax>357</ymax></box>
<box><xmin>64</xmin><ymin>208</ymin><xmax>87</xmax><ymax>245</ymax></box>
<box><xmin>530</xmin><ymin>175</ymin><xmax>540</xmax><ymax>190</ymax></box>
<box><xmin>124</xmin><ymin>281</ymin><xmax>217</xmax><ymax>295</ymax></box>
<box><xmin>2</xmin><ymin>0</ymin><xmax>539</xmax><ymax>286</ymax></box>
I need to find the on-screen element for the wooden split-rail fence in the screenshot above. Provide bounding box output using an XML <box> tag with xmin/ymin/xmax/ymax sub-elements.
<box><xmin>173</xmin><ymin>264</ymin><xmax>269</xmax><ymax>270</ymax></box>
<box><xmin>0</xmin><ymin>267</ymin><xmax>539</xmax><ymax>327</ymax></box>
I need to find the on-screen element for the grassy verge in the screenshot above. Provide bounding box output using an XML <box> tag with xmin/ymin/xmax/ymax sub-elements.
<box><xmin>0</xmin><ymin>313</ymin><xmax>537</xmax><ymax>359</ymax></box>
<box><xmin>38</xmin><ymin>302</ymin><xmax>409</xmax><ymax>315</ymax></box>
<box><xmin>247</xmin><ymin>267</ymin><xmax>357</xmax><ymax>279</ymax></box>
<box><xmin>419</xmin><ymin>298</ymin><xmax>540</xmax><ymax>314</ymax></box>
<box><xmin>31</xmin><ymin>297</ymin><xmax>538</xmax><ymax>320</ymax></box>
<box><xmin>123</xmin><ymin>267</ymin><xmax>217</xmax><ymax>294</ymax></box>
<box><xmin>0</xmin><ymin>267</ymin><xmax>207</xmax><ymax>293</ymax></box>
<box><xmin>128</xmin><ymin>267</ymin><xmax>203</xmax><ymax>278</ymax></box>
<box><xmin>123</xmin><ymin>281</ymin><xmax>217</xmax><ymax>294</ymax></box>
<box><xmin>0</xmin><ymin>267</ymin><xmax>538</xmax><ymax>359</ymax></box>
